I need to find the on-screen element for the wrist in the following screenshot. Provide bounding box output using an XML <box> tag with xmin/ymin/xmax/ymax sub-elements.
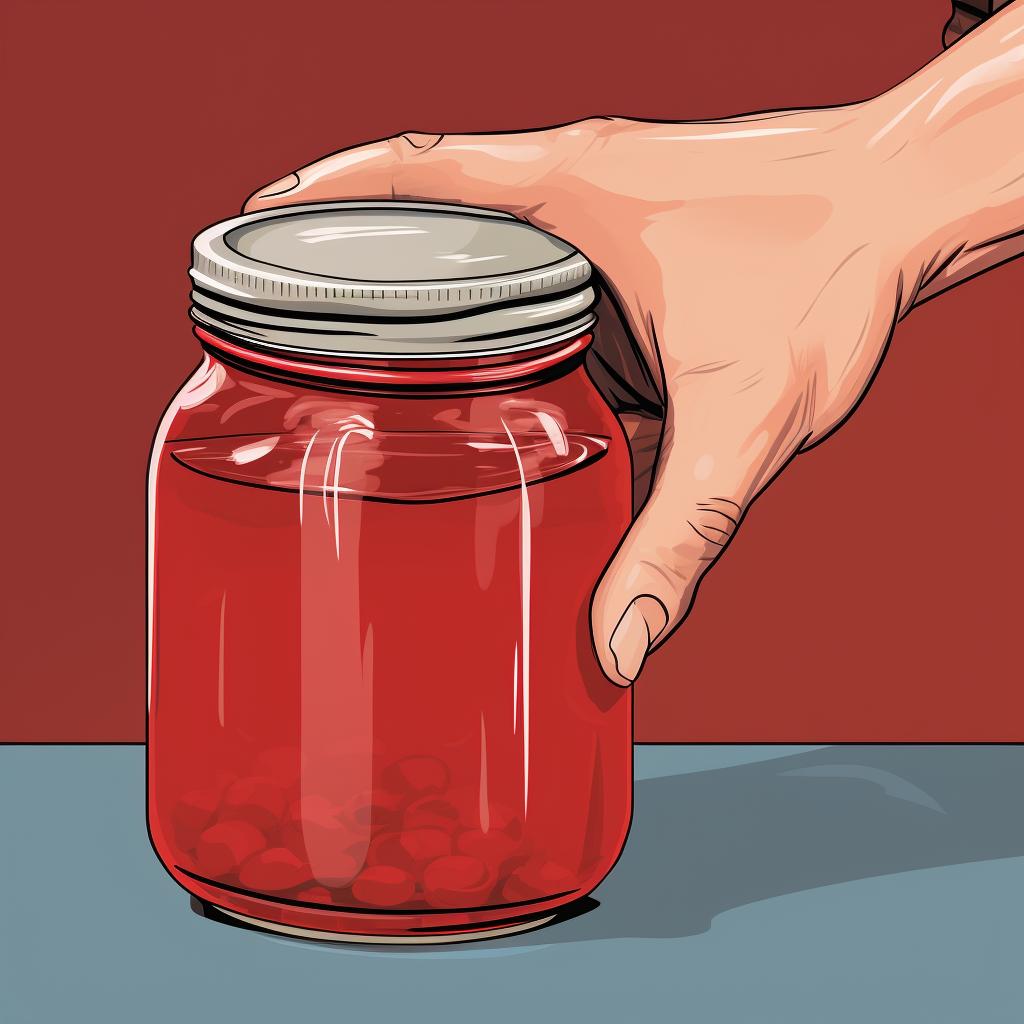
<box><xmin>855</xmin><ymin>90</ymin><xmax>963</xmax><ymax>308</ymax></box>
<box><xmin>856</xmin><ymin>5</ymin><xmax>1024</xmax><ymax>306</ymax></box>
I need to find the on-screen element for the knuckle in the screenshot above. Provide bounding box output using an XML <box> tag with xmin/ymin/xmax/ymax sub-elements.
<box><xmin>551</xmin><ymin>116</ymin><xmax>624</xmax><ymax>172</ymax></box>
<box><xmin>687</xmin><ymin>499</ymin><xmax>742</xmax><ymax>556</ymax></box>
<box><xmin>390</xmin><ymin>132</ymin><xmax>445</xmax><ymax>160</ymax></box>
<box><xmin>567</xmin><ymin>116</ymin><xmax>625</xmax><ymax>140</ymax></box>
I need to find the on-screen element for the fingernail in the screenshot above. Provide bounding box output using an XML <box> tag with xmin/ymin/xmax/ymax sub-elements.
<box><xmin>253</xmin><ymin>172</ymin><xmax>300</xmax><ymax>201</ymax></box>
<box><xmin>608</xmin><ymin>595</ymin><xmax>668</xmax><ymax>685</ymax></box>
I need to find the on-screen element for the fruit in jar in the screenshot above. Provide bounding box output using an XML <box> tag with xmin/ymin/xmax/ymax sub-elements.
<box><xmin>178</xmin><ymin>749</ymin><xmax>581</xmax><ymax>917</ymax></box>
<box><xmin>280</xmin><ymin>795</ymin><xmax>349</xmax><ymax>849</ymax></box>
<box><xmin>367</xmin><ymin>828</ymin><xmax>452</xmax><ymax>873</ymax></box>
<box><xmin>295</xmin><ymin>885</ymin><xmax>334</xmax><ymax>905</ymax></box>
<box><xmin>351</xmin><ymin>865</ymin><xmax>416</xmax><ymax>908</ymax></box>
<box><xmin>501</xmin><ymin>859</ymin><xmax>576</xmax><ymax>902</ymax></box>
<box><xmin>422</xmin><ymin>855</ymin><xmax>495</xmax><ymax>908</ymax></box>
<box><xmin>382</xmin><ymin>755</ymin><xmax>449</xmax><ymax>798</ymax></box>
<box><xmin>343</xmin><ymin>790</ymin><xmax>402</xmax><ymax>833</ymax></box>
<box><xmin>194</xmin><ymin>820</ymin><xmax>266</xmax><ymax>878</ymax></box>
<box><xmin>309</xmin><ymin>849</ymin><xmax>360</xmax><ymax>887</ymax></box>
<box><xmin>455</xmin><ymin>828</ymin><xmax>520</xmax><ymax>872</ymax></box>
<box><xmin>447</xmin><ymin>789</ymin><xmax>523</xmax><ymax>838</ymax></box>
<box><xmin>276</xmin><ymin>795</ymin><xmax>360</xmax><ymax>885</ymax></box>
<box><xmin>171</xmin><ymin>789</ymin><xmax>220</xmax><ymax>850</ymax></box>
<box><xmin>402</xmin><ymin>795</ymin><xmax>460</xmax><ymax>833</ymax></box>
<box><xmin>218</xmin><ymin>776</ymin><xmax>287</xmax><ymax>833</ymax></box>
<box><xmin>239</xmin><ymin>847</ymin><xmax>312</xmax><ymax>892</ymax></box>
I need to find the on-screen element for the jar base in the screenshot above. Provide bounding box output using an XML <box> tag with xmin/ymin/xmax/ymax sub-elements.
<box><xmin>206</xmin><ymin>901</ymin><xmax>557</xmax><ymax>944</ymax></box>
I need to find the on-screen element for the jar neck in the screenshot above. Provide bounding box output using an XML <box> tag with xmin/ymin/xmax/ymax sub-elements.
<box><xmin>194</xmin><ymin>326</ymin><xmax>594</xmax><ymax>394</ymax></box>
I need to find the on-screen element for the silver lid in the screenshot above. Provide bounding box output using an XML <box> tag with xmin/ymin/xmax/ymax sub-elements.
<box><xmin>190</xmin><ymin>202</ymin><xmax>596</xmax><ymax>358</ymax></box>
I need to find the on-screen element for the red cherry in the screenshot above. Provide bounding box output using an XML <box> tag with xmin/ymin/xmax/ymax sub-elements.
<box><xmin>287</xmin><ymin>794</ymin><xmax>344</xmax><ymax>824</ymax></box>
<box><xmin>382</xmin><ymin>756</ymin><xmax>449</xmax><ymax>798</ymax></box>
<box><xmin>309</xmin><ymin>849</ymin><xmax>360</xmax><ymax>887</ymax></box>
<box><xmin>501</xmin><ymin>859</ymin><xmax>576</xmax><ymax>902</ymax></box>
<box><xmin>295</xmin><ymin>885</ymin><xmax>333</xmax><ymax>905</ymax></box>
<box><xmin>369</xmin><ymin>829</ymin><xmax>451</xmax><ymax>873</ymax></box>
<box><xmin>282</xmin><ymin>796</ymin><xmax>350</xmax><ymax>847</ymax></box>
<box><xmin>351</xmin><ymin>866</ymin><xmax>416</xmax><ymax>908</ymax></box>
<box><xmin>277</xmin><ymin>821</ymin><xmax>306</xmax><ymax>859</ymax></box>
<box><xmin>403</xmin><ymin>796</ymin><xmax>460</xmax><ymax>834</ymax></box>
<box><xmin>455</xmin><ymin>828</ymin><xmax>520</xmax><ymax>871</ymax></box>
<box><xmin>277</xmin><ymin>797</ymin><xmax>360</xmax><ymax>885</ymax></box>
<box><xmin>479</xmin><ymin>803</ymin><xmax>522</xmax><ymax>838</ymax></box>
<box><xmin>171</xmin><ymin>789</ymin><xmax>220</xmax><ymax>850</ymax></box>
<box><xmin>447</xmin><ymin>789</ymin><xmax>523</xmax><ymax>838</ymax></box>
<box><xmin>421</xmin><ymin>855</ymin><xmax>495</xmax><ymax>909</ymax></box>
<box><xmin>194</xmin><ymin>820</ymin><xmax>266</xmax><ymax>878</ymax></box>
<box><xmin>365</xmin><ymin>833</ymin><xmax>409</xmax><ymax>872</ymax></box>
<box><xmin>219</xmin><ymin>776</ymin><xmax>287</xmax><ymax>833</ymax></box>
<box><xmin>400</xmin><ymin>828</ymin><xmax>453</xmax><ymax>868</ymax></box>
<box><xmin>342</xmin><ymin>790</ymin><xmax>402</xmax><ymax>833</ymax></box>
<box><xmin>238</xmin><ymin>847</ymin><xmax>312</xmax><ymax>892</ymax></box>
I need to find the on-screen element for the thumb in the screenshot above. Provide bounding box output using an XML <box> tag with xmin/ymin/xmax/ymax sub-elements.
<box><xmin>592</xmin><ymin>364</ymin><xmax>808</xmax><ymax>685</ymax></box>
<box><xmin>243</xmin><ymin>123</ymin><xmax>603</xmax><ymax>215</ymax></box>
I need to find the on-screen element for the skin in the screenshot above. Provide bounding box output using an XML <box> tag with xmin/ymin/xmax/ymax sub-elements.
<box><xmin>246</xmin><ymin>3</ymin><xmax>1024</xmax><ymax>686</ymax></box>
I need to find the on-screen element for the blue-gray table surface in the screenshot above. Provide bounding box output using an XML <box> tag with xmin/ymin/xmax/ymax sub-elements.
<box><xmin>2</xmin><ymin>744</ymin><xmax>1021</xmax><ymax>1023</ymax></box>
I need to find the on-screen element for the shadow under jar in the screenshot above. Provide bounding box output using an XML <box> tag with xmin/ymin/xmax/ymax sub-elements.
<box><xmin>148</xmin><ymin>202</ymin><xmax>633</xmax><ymax>942</ymax></box>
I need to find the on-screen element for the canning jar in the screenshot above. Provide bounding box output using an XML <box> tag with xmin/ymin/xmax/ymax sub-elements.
<box><xmin>147</xmin><ymin>201</ymin><xmax>633</xmax><ymax>942</ymax></box>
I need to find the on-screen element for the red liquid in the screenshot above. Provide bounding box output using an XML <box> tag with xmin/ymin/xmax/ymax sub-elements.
<box><xmin>148</xmin><ymin>351</ymin><xmax>632</xmax><ymax>938</ymax></box>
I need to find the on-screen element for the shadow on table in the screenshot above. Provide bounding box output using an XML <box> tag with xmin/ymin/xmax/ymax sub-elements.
<box><xmin>502</xmin><ymin>743</ymin><xmax>1024</xmax><ymax>946</ymax></box>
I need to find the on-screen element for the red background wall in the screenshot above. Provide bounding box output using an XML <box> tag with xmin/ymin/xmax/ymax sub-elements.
<box><xmin>2</xmin><ymin>0</ymin><xmax>1021</xmax><ymax>742</ymax></box>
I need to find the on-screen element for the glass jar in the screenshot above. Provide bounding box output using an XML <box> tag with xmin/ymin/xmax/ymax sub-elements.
<box><xmin>148</xmin><ymin>202</ymin><xmax>633</xmax><ymax>942</ymax></box>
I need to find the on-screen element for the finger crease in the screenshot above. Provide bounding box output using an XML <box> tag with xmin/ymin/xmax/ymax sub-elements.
<box><xmin>687</xmin><ymin>521</ymin><xmax>726</xmax><ymax>547</ymax></box>
<box><xmin>695</xmin><ymin>504</ymin><xmax>739</xmax><ymax>527</ymax></box>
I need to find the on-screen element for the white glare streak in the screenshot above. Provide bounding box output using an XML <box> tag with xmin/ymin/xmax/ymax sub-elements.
<box><xmin>298</xmin><ymin>228</ymin><xmax>427</xmax><ymax>243</ymax></box>
<box><xmin>436</xmin><ymin>253</ymin><xmax>507</xmax><ymax>263</ymax></box>
<box><xmin>344</xmin><ymin>413</ymin><xmax>374</xmax><ymax>429</ymax></box>
<box><xmin>322</xmin><ymin>436</ymin><xmax>340</xmax><ymax>526</ymax></box>
<box><xmin>443</xmin><ymin>143</ymin><xmax>547</xmax><ymax>162</ymax></box>
<box><xmin>867</xmin><ymin>81</ymin><xmax>940</xmax><ymax>147</ymax></box>
<box><xmin>513</xmin><ymin>641</ymin><xmax>519</xmax><ymax>734</ymax></box>
<box><xmin>297</xmin><ymin>429</ymin><xmax>320</xmax><ymax>525</ymax></box>
<box><xmin>302</xmin><ymin>144</ymin><xmax>392</xmax><ymax>187</ymax></box>
<box><xmin>298</xmin><ymin>224</ymin><xmax>425</xmax><ymax>238</ymax></box>
<box><xmin>501</xmin><ymin>418</ymin><xmax>532</xmax><ymax>815</ymax></box>
<box><xmin>533</xmin><ymin>411</ymin><xmax>569</xmax><ymax>456</ymax></box>
<box><xmin>217</xmin><ymin>591</ymin><xmax>227</xmax><ymax>727</ymax></box>
<box><xmin>479</xmin><ymin>714</ymin><xmax>490</xmax><ymax>834</ymax></box>
<box><xmin>230</xmin><ymin>439</ymin><xmax>278</xmax><ymax>465</ymax></box>
<box><xmin>927</xmin><ymin>45</ymin><xmax>1024</xmax><ymax>122</ymax></box>
<box><xmin>333</xmin><ymin>432</ymin><xmax>344</xmax><ymax>558</ymax></box>
<box><xmin>647</xmin><ymin>126</ymin><xmax>812</xmax><ymax>142</ymax></box>
<box><xmin>526</xmin><ymin>295</ymin><xmax>585</xmax><ymax>318</ymax></box>
<box><xmin>179</xmin><ymin>359</ymin><xmax>226</xmax><ymax>410</ymax></box>
<box><xmin>330</xmin><ymin>426</ymin><xmax>374</xmax><ymax>558</ymax></box>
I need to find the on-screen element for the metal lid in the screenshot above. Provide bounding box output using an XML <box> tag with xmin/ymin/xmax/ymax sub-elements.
<box><xmin>190</xmin><ymin>202</ymin><xmax>596</xmax><ymax>358</ymax></box>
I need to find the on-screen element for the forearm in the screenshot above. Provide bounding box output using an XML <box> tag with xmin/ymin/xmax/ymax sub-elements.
<box><xmin>865</xmin><ymin>0</ymin><xmax>1024</xmax><ymax>307</ymax></box>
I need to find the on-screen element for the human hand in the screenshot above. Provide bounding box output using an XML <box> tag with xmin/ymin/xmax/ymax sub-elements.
<box><xmin>245</xmin><ymin>5</ymin><xmax>1024</xmax><ymax>686</ymax></box>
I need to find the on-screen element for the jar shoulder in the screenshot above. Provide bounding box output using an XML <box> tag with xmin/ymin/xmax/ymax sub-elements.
<box><xmin>153</xmin><ymin>358</ymin><xmax>627</xmax><ymax>503</ymax></box>
<box><xmin>158</xmin><ymin>356</ymin><xmax>621</xmax><ymax>441</ymax></box>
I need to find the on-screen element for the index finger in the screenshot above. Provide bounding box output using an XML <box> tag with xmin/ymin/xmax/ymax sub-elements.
<box><xmin>243</xmin><ymin>125</ymin><xmax>596</xmax><ymax>215</ymax></box>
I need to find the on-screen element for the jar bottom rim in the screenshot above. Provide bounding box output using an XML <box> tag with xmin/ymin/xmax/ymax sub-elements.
<box><xmin>205</xmin><ymin>902</ymin><xmax>559</xmax><ymax>945</ymax></box>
